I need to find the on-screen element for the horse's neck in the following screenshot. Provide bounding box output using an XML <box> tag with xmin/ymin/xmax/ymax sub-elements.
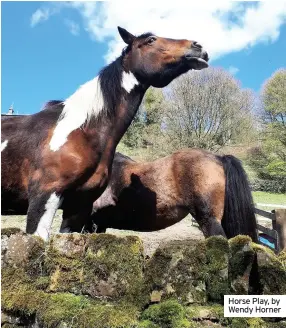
<box><xmin>89</xmin><ymin>85</ymin><xmax>147</xmax><ymax>168</ymax></box>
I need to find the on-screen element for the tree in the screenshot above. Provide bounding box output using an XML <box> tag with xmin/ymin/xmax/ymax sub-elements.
<box><xmin>120</xmin><ymin>88</ymin><xmax>164</xmax><ymax>150</ymax></box>
<box><xmin>161</xmin><ymin>68</ymin><xmax>256</xmax><ymax>151</ymax></box>
<box><xmin>254</xmin><ymin>69</ymin><xmax>286</xmax><ymax>177</ymax></box>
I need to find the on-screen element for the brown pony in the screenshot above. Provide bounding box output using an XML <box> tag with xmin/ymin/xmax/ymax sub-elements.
<box><xmin>1</xmin><ymin>27</ymin><xmax>209</xmax><ymax>240</ymax></box>
<box><xmin>84</xmin><ymin>150</ymin><xmax>258</xmax><ymax>242</ymax></box>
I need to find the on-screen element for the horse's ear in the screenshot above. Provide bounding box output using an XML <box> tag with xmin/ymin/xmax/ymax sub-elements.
<box><xmin>118</xmin><ymin>26</ymin><xmax>135</xmax><ymax>45</ymax></box>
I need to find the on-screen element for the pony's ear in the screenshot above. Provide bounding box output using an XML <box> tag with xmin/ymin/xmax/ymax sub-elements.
<box><xmin>118</xmin><ymin>26</ymin><xmax>135</xmax><ymax>45</ymax></box>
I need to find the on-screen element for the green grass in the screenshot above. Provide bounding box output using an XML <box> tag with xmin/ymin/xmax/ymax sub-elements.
<box><xmin>252</xmin><ymin>191</ymin><xmax>286</xmax><ymax>206</ymax></box>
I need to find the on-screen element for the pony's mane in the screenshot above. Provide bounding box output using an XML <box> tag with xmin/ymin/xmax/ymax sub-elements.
<box><xmin>115</xmin><ymin>152</ymin><xmax>136</xmax><ymax>163</ymax></box>
<box><xmin>42</xmin><ymin>100</ymin><xmax>63</xmax><ymax>110</ymax></box>
<box><xmin>98</xmin><ymin>57</ymin><xmax>124</xmax><ymax>117</ymax></box>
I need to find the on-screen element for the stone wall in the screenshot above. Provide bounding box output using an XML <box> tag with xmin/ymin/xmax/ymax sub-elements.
<box><xmin>1</xmin><ymin>228</ymin><xmax>286</xmax><ymax>328</ymax></box>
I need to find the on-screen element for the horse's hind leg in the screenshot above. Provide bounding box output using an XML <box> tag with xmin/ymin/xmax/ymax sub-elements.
<box><xmin>26</xmin><ymin>191</ymin><xmax>62</xmax><ymax>241</ymax></box>
<box><xmin>193</xmin><ymin>195</ymin><xmax>226</xmax><ymax>238</ymax></box>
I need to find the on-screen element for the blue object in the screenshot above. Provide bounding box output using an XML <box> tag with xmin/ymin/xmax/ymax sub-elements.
<box><xmin>259</xmin><ymin>236</ymin><xmax>275</xmax><ymax>249</ymax></box>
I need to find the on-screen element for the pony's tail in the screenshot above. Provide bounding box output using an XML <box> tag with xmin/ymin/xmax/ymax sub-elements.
<box><xmin>219</xmin><ymin>155</ymin><xmax>258</xmax><ymax>242</ymax></box>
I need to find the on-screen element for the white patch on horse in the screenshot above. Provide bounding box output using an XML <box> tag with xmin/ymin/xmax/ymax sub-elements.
<box><xmin>122</xmin><ymin>71</ymin><xmax>139</xmax><ymax>93</ymax></box>
<box><xmin>1</xmin><ymin>140</ymin><xmax>8</xmax><ymax>152</ymax></box>
<box><xmin>34</xmin><ymin>193</ymin><xmax>62</xmax><ymax>241</ymax></box>
<box><xmin>49</xmin><ymin>76</ymin><xmax>104</xmax><ymax>151</ymax></box>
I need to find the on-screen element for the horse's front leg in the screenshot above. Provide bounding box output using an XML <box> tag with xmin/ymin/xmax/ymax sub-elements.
<box><xmin>26</xmin><ymin>189</ymin><xmax>62</xmax><ymax>241</ymax></box>
<box><xmin>60</xmin><ymin>192</ymin><xmax>94</xmax><ymax>233</ymax></box>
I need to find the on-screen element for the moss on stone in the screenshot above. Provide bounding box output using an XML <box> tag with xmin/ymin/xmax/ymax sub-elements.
<box><xmin>45</xmin><ymin>234</ymin><xmax>87</xmax><ymax>294</ymax></box>
<box><xmin>34</xmin><ymin>276</ymin><xmax>50</xmax><ymax>290</ymax></box>
<box><xmin>278</xmin><ymin>251</ymin><xmax>286</xmax><ymax>268</ymax></box>
<box><xmin>138</xmin><ymin>320</ymin><xmax>160</xmax><ymax>328</ymax></box>
<box><xmin>229</xmin><ymin>235</ymin><xmax>255</xmax><ymax>294</ymax></box>
<box><xmin>187</xmin><ymin>304</ymin><xmax>224</xmax><ymax>320</ymax></box>
<box><xmin>252</xmin><ymin>243</ymin><xmax>286</xmax><ymax>294</ymax></box>
<box><xmin>82</xmin><ymin>233</ymin><xmax>146</xmax><ymax>306</ymax></box>
<box><xmin>144</xmin><ymin>240</ymin><xmax>207</xmax><ymax>305</ymax></box>
<box><xmin>266</xmin><ymin>322</ymin><xmax>286</xmax><ymax>327</ymax></box>
<box><xmin>4</xmin><ymin>234</ymin><xmax>45</xmax><ymax>278</ymax></box>
<box><xmin>205</xmin><ymin>236</ymin><xmax>230</xmax><ymax>302</ymax></box>
<box><xmin>230</xmin><ymin>317</ymin><xmax>266</xmax><ymax>328</ymax></box>
<box><xmin>2</xmin><ymin>265</ymin><xmax>140</xmax><ymax>328</ymax></box>
<box><xmin>1</xmin><ymin>228</ymin><xmax>23</xmax><ymax>237</ymax></box>
<box><xmin>141</xmin><ymin>299</ymin><xmax>187</xmax><ymax>328</ymax></box>
<box><xmin>37</xmin><ymin>293</ymin><xmax>90</xmax><ymax>327</ymax></box>
<box><xmin>75</xmin><ymin>301</ymin><xmax>139</xmax><ymax>328</ymax></box>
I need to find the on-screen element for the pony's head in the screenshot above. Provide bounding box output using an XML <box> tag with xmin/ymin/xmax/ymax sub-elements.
<box><xmin>118</xmin><ymin>26</ymin><xmax>209</xmax><ymax>88</ymax></box>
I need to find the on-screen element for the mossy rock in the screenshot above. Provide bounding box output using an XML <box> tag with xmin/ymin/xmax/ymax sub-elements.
<box><xmin>82</xmin><ymin>233</ymin><xmax>146</xmax><ymax>305</ymax></box>
<box><xmin>73</xmin><ymin>301</ymin><xmax>139</xmax><ymax>328</ymax></box>
<box><xmin>266</xmin><ymin>322</ymin><xmax>286</xmax><ymax>327</ymax></box>
<box><xmin>229</xmin><ymin>235</ymin><xmax>255</xmax><ymax>294</ymax></box>
<box><xmin>144</xmin><ymin>239</ymin><xmax>207</xmax><ymax>305</ymax></box>
<box><xmin>252</xmin><ymin>243</ymin><xmax>286</xmax><ymax>294</ymax></box>
<box><xmin>3</xmin><ymin>233</ymin><xmax>45</xmax><ymax>278</ymax></box>
<box><xmin>2</xmin><ymin>266</ymin><xmax>140</xmax><ymax>328</ymax></box>
<box><xmin>278</xmin><ymin>251</ymin><xmax>286</xmax><ymax>268</ymax></box>
<box><xmin>141</xmin><ymin>299</ymin><xmax>189</xmax><ymax>328</ymax></box>
<box><xmin>45</xmin><ymin>234</ymin><xmax>87</xmax><ymax>294</ymax></box>
<box><xmin>141</xmin><ymin>301</ymin><xmax>228</xmax><ymax>328</ymax></box>
<box><xmin>187</xmin><ymin>304</ymin><xmax>224</xmax><ymax>321</ymax></box>
<box><xmin>230</xmin><ymin>317</ymin><xmax>267</xmax><ymax>328</ymax></box>
<box><xmin>205</xmin><ymin>236</ymin><xmax>230</xmax><ymax>302</ymax></box>
<box><xmin>2</xmin><ymin>269</ymin><xmax>48</xmax><ymax>317</ymax></box>
<box><xmin>1</xmin><ymin>227</ymin><xmax>23</xmax><ymax>237</ymax></box>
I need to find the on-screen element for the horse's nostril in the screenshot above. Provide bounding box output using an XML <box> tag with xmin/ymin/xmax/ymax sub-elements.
<box><xmin>203</xmin><ymin>51</ymin><xmax>209</xmax><ymax>62</ymax></box>
<box><xmin>193</xmin><ymin>41</ymin><xmax>203</xmax><ymax>49</ymax></box>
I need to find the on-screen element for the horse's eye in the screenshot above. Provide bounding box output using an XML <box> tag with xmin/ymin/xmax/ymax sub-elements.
<box><xmin>147</xmin><ymin>37</ymin><xmax>156</xmax><ymax>44</ymax></box>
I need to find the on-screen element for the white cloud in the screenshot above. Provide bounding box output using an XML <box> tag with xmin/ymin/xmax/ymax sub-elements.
<box><xmin>65</xmin><ymin>19</ymin><xmax>80</xmax><ymax>36</ymax></box>
<box><xmin>70</xmin><ymin>1</ymin><xmax>286</xmax><ymax>63</ymax></box>
<box><xmin>30</xmin><ymin>8</ymin><xmax>51</xmax><ymax>27</ymax></box>
<box><xmin>31</xmin><ymin>1</ymin><xmax>286</xmax><ymax>63</ymax></box>
<box><xmin>228</xmin><ymin>66</ymin><xmax>239</xmax><ymax>75</ymax></box>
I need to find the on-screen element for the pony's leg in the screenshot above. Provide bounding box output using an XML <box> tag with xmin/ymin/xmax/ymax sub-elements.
<box><xmin>193</xmin><ymin>197</ymin><xmax>226</xmax><ymax>238</ymax></box>
<box><xmin>196</xmin><ymin>216</ymin><xmax>226</xmax><ymax>238</ymax></box>
<box><xmin>60</xmin><ymin>194</ymin><xmax>94</xmax><ymax>233</ymax></box>
<box><xmin>26</xmin><ymin>191</ymin><xmax>62</xmax><ymax>241</ymax></box>
<box><xmin>96</xmin><ymin>226</ymin><xmax>107</xmax><ymax>233</ymax></box>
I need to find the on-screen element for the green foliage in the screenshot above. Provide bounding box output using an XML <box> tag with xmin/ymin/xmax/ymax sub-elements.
<box><xmin>248</xmin><ymin>69</ymin><xmax>286</xmax><ymax>182</ymax></box>
<box><xmin>250</xmin><ymin>177</ymin><xmax>286</xmax><ymax>194</ymax></box>
<box><xmin>262</xmin><ymin>68</ymin><xmax>286</xmax><ymax>119</ymax></box>
<box><xmin>121</xmin><ymin>88</ymin><xmax>164</xmax><ymax>151</ymax></box>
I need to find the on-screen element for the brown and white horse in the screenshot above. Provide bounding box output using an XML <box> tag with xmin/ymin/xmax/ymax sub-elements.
<box><xmin>1</xmin><ymin>27</ymin><xmax>209</xmax><ymax>240</ymax></box>
<box><xmin>85</xmin><ymin>150</ymin><xmax>258</xmax><ymax>242</ymax></box>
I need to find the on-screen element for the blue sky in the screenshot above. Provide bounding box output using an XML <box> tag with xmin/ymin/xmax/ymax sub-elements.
<box><xmin>1</xmin><ymin>1</ymin><xmax>286</xmax><ymax>115</ymax></box>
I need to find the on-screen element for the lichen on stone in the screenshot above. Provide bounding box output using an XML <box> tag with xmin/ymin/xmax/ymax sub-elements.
<box><xmin>82</xmin><ymin>233</ymin><xmax>146</xmax><ymax>305</ymax></box>
<box><xmin>205</xmin><ymin>236</ymin><xmax>230</xmax><ymax>302</ymax></box>
<box><xmin>45</xmin><ymin>233</ymin><xmax>87</xmax><ymax>294</ymax></box>
<box><xmin>229</xmin><ymin>235</ymin><xmax>255</xmax><ymax>294</ymax></box>
<box><xmin>252</xmin><ymin>243</ymin><xmax>286</xmax><ymax>295</ymax></box>
<box><xmin>144</xmin><ymin>239</ymin><xmax>208</xmax><ymax>305</ymax></box>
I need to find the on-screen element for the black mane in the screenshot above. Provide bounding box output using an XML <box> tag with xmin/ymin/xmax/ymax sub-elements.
<box><xmin>115</xmin><ymin>152</ymin><xmax>135</xmax><ymax>163</ymax></box>
<box><xmin>42</xmin><ymin>100</ymin><xmax>64</xmax><ymax>110</ymax></box>
<box><xmin>98</xmin><ymin>57</ymin><xmax>124</xmax><ymax>117</ymax></box>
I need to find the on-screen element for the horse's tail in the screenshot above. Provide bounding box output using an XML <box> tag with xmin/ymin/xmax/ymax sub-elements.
<box><xmin>219</xmin><ymin>155</ymin><xmax>258</xmax><ymax>242</ymax></box>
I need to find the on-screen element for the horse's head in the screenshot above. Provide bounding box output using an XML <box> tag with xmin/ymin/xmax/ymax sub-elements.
<box><xmin>118</xmin><ymin>26</ymin><xmax>209</xmax><ymax>88</ymax></box>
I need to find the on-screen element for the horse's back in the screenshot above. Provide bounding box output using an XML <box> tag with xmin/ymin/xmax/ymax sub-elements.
<box><xmin>171</xmin><ymin>148</ymin><xmax>224</xmax><ymax>190</ymax></box>
<box><xmin>1</xmin><ymin>107</ymin><xmax>62</xmax><ymax>205</ymax></box>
